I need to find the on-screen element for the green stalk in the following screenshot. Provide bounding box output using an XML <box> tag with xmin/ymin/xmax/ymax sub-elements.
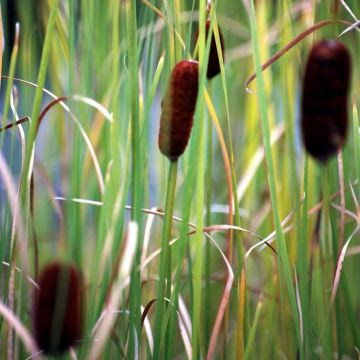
<box><xmin>67</xmin><ymin>0</ymin><xmax>82</xmax><ymax>266</ymax></box>
<box><xmin>244</xmin><ymin>296</ymin><xmax>263</xmax><ymax>360</ymax></box>
<box><xmin>68</xmin><ymin>0</ymin><xmax>75</xmax><ymax>109</ymax></box>
<box><xmin>126</xmin><ymin>0</ymin><xmax>142</xmax><ymax>356</ymax></box>
<box><xmin>192</xmin><ymin>1</ymin><xmax>206</xmax><ymax>358</ymax></box>
<box><xmin>166</xmin><ymin>156</ymin><xmax>198</xmax><ymax>360</ymax></box>
<box><xmin>0</xmin><ymin>25</ymin><xmax>19</xmax><ymax>148</ymax></box>
<box><xmin>0</xmin><ymin>22</ymin><xmax>19</xmax><ymax>338</ymax></box>
<box><xmin>204</xmin><ymin>81</ymin><xmax>213</xmax><ymax>352</ymax></box>
<box><xmin>153</xmin><ymin>161</ymin><xmax>178</xmax><ymax>359</ymax></box>
<box><xmin>297</xmin><ymin>156</ymin><xmax>310</xmax><ymax>356</ymax></box>
<box><xmin>173</xmin><ymin>0</ymin><xmax>182</xmax><ymax>62</ymax></box>
<box><xmin>321</xmin><ymin>166</ymin><xmax>331</xmax><ymax>280</ymax></box>
<box><xmin>249</xmin><ymin>0</ymin><xmax>302</xmax><ymax>356</ymax></box>
<box><xmin>21</xmin><ymin>0</ymin><xmax>60</xmax><ymax>189</ymax></box>
<box><xmin>192</xmin><ymin>108</ymin><xmax>205</xmax><ymax>360</ymax></box>
<box><xmin>331</xmin><ymin>154</ymin><xmax>345</xmax><ymax>359</ymax></box>
<box><xmin>165</xmin><ymin>0</ymin><xmax>176</xmax><ymax>70</ymax></box>
<box><xmin>341</xmin><ymin>274</ymin><xmax>360</xmax><ymax>346</ymax></box>
<box><xmin>352</xmin><ymin>99</ymin><xmax>360</xmax><ymax>198</ymax></box>
<box><xmin>320</xmin><ymin>164</ymin><xmax>333</xmax><ymax>356</ymax></box>
<box><xmin>0</xmin><ymin>23</ymin><xmax>19</xmax><ymax>256</ymax></box>
<box><xmin>126</xmin><ymin>0</ymin><xmax>140</xmax><ymax>223</ymax></box>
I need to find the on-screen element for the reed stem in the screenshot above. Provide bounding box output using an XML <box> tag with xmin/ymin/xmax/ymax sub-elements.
<box><xmin>153</xmin><ymin>161</ymin><xmax>178</xmax><ymax>358</ymax></box>
<box><xmin>204</xmin><ymin>82</ymin><xmax>213</xmax><ymax>352</ymax></box>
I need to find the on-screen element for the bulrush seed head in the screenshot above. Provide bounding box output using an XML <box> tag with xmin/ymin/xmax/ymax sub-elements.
<box><xmin>33</xmin><ymin>262</ymin><xmax>84</xmax><ymax>355</ymax></box>
<box><xmin>158</xmin><ymin>60</ymin><xmax>199</xmax><ymax>161</ymax></box>
<box><xmin>301</xmin><ymin>39</ymin><xmax>351</xmax><ymax>162</ymax></box>
<box><xmin>195</xmin><ymin>19</ymin><xmax>225</xmax><ymax>79</ymax></box>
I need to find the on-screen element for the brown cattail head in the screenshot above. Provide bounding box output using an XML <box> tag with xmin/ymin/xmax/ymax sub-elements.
<box><xmin>195</xmin><ymin>19</ymin><xmax>225</xmax><ymax>79</ymax></box>
<box><xmin>301</xmin><ymin>39</ymin><xmax>351</xmax><ymax>162</ymax></box>
<box><xmin>158</xmin><ymin>60</ymin><xmax>199</xmax><ymax>161</ymax></box>
<box><xmin>33</xmin><ymin>262</ymin><xmax>84</xmax><ymax>355</ymax></box>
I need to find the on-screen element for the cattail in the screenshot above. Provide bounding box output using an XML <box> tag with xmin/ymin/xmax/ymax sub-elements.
<box><xmin>195</xmin><ymin>19</ymin><xmax>225</xmax><ymax>79</ymax></box>
<box><xmin>301</xmin><ymin>39</ymin><xmax>351</xmax><ymax>162</ymax></box>
<box><xmin>158</xmin><ymin>60</ymin><xmax>199</xmax><ymax>161</ymax></box>
<box><xmin>33</xmin><ymin>262</ymin><xmax>84</xmax><ymax>355</ymax></box>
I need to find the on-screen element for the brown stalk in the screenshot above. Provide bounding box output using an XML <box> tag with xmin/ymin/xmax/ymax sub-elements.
<box><xmin>244</xmin><ymin>19</ymin><xmax>349</xmax><ymax>92</ymax></box>
<box><xmin>0</xmin><ymin>117</ymin><xmax>30</xmax><ymax>132</ymax></box>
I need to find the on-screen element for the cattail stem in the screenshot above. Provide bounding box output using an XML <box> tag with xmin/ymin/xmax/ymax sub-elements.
<box><xmin>30</xmin><ymin>175</ymin><xmax>39</xmax><ymax>281</ymax></box>
<box><xmin>321</xmin><ymin>165</ymin><xmax>331</xmax><ymax>274</ymax></box>
<box><xmin>204</xmin><ymin>82</ymin><xmax>213</xmax><ymax>352</ymax></box>
<box><xmin>205</xmin><ymin>84</ymin><xmax>213</xmax><ymax>224</ymax></box>
<box><xmin>297</xmin><ymin>155</ymin><xmax>310</xmax><ymax>356</ymax></box>
<box><xmin>317</xmin><ymin>165</ymin><xmax>333</xmax><ymax>354</ymax></box>
<box><xmin>334</xmin><ymin>149</ymin><xmax>346</xmax><ymax>358</ymax></box>
<box><xmin>337</xmin><ymin>149</ymin><xmax>345</xmax><ymax>253</ymax></box>
<box><xmin>321</xmin><ymin>163</ymin><xmax>338</xmax><ymax>352</ymax></box>
<box><xmin>126</xmin><ymin>1</ymin><xmax>142</xmax><ymax>356</ymax></box>
<box><xmin>153</xmin><ymin>160</ymin><xmax>178</xmax><ymax>359</ymax></box>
